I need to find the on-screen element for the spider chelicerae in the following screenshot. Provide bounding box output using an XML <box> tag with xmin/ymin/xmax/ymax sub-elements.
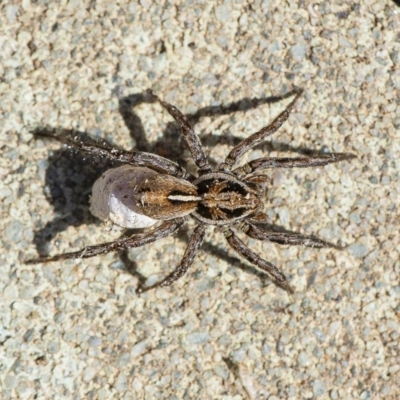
<box><xmin>27</xmin><ymin>89</ymin><xmax>355</xmax><ymax>293</ymax></box>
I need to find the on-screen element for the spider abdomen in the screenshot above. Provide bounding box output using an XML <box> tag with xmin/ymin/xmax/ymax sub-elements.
<box><xmin>90</xmin><ymin>165</ymin><xmax>159</xmax><ymax>229</ymax></box>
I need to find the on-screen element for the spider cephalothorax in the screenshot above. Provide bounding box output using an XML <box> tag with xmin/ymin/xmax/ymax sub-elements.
<box><xmin>27</xmin><ymin>89</ymin><xmax>355</xmax><ymax>293</ymax></box>
<box><xmin>135</xmin><ymin>171</ymin><xmax>263</xmax><ymax>224</ymax></box>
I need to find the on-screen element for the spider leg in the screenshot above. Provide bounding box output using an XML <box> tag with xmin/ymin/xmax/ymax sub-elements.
<box><xmin>234</xmin><ymin>153</ymin><xmax>356</xmax><ymax>177</ymax></box>
<box><xmin>242</xmin><ymin>222</ymin><xmax>339</xmax><ymax>249</ymax></box>
<box><xmin>25</xmin><ymin>219</ymin><xmax>184</xmax><ymax>264</ymax></box>
<box><xmin>31</xmin><ymin>128</ymin><xmax>190</xmax><ymax>178</ymax></box>
<box><xmin>147</xmin><ymin>90</ymin><xmax>212</xmax><ymax>174</ymax></box>
<box><xmin>244</xmin><ymin>174</ymin><xmax>271</xmax><ymax>185</ymax></box>
<box><xmin>138</xmin><ymin>225</ymin><xmax>206</xmax><ymax>293</ymax></box>
<box><xmin>224</xmin><ymin>228</ymin><xmax>294</xmax><ymax>293</ymax></box>
<box><xmin>221</xmin><ymin>89</ymin><xmax>303</xmax><ymax>171</ymax></box>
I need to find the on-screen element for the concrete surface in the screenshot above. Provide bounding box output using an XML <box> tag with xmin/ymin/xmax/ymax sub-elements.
<box><xmin>1</xmin><ymin>1</ymin><xmax>399</xmax><ymax>399</ymax></box>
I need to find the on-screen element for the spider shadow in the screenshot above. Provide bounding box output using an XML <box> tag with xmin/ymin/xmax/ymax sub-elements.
<box><xmin>32</xmin><ymin>88</ymin><xmax>326</xmax><ymax>282</ymax></box>
<box><xmin>118</xmin><ymin>89</ymin><xmax>319</xmax><ymax>168</ymax></box>
<box><xmin>178</xmin><ymin>223</ymin><xmax>301</xmax><ymax>288</ymax></box>
<box><xmin>119</xmin><ymin>224</ymin><xmax>280</xmax><ymax>289</ymax></box>
<box><xmin>31</xmin><ymin>131</ymin><xmax>113</xmax><ymax>256</ymax></box>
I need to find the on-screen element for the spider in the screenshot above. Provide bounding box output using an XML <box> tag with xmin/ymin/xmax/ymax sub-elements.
<box><xmin>27</xmin><ymin>89</ymin><xmax>355</xmax><ymax>293</ymax></box>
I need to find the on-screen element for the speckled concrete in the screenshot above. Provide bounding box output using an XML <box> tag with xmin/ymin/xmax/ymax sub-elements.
<box><xmin>1</xmin><ymin>1</ymin><xmax>399</xmax><ymax>399</ymax></box>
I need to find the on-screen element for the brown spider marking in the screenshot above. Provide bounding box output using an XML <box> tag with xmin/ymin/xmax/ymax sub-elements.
<box><xmin>27</xmin><ymin>89</ymin><xmax>356</xmax><ymax>293</ymax></box>
<box><xmin>202</xmin><ymin>180</ymin><xmax>260</xmax><ymax>221</ymax></box>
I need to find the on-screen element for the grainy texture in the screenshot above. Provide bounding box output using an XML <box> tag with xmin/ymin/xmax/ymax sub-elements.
<box><xmin>1</xmin><ymin>1</ymin><xmax>399</xmax><ymax>399</ymax></box>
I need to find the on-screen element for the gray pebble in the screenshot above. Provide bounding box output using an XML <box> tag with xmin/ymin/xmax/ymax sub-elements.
<box><xmin>262</xmin><ymin>0</ymin><xmax>270</xmax><ymax>11</ymax></box>
<box><xmin>349</xmin><ymin>212</ymin><xmax>361</xmax><ymax>224</ymax></box>
<box><xmin>6</xmin><ymin>5</ymin><xmax>18</xmax><ymax>23</ymax></box>
<box><xmin>313</xmin><ymin>347</ymin><xmax>323</xmax><ymax>358</ymax></box>
<box><xmin>4</xmin><ymin>219</ymin><xmax>23</xmax><ymax>244</ymax></box>
<box><xmin>187</xmin><ymin>332</ymin><xmax>210</xmax><ymax>345</ymax></box>
<box><xmin>290</xmin><ymin>43</ymin><xmax>307</xmax><ymax>61</ymax></box>
<box><xmin>348</xmin><ymin>243</ymin><xmax>369</xmax><ymax>258</ymax></box>
<box><xmin>115</xmin><ymin>373</ymin><xmax>128</xmax><ymax>392</ymax></box>
<box><xmin>319</xmin><ymin>225</ymin><xmax>341</xmax><ymax>241</ymax></box>
<box><xmin>42</xmin><ymin>265</ymin><xmax>57</xmax><ymax>284</ymax></box>
<box><xmin>330</xmin><ymin>389</ymin><xmax>339</xmax><ymax>399</ymax></box>
<box><xmin>278</xmin><ymin>206</ymin><xmax>290</xmax><ymax>225</ymax></box>
<box><xmin>380</xmin><ymin>384</ymin><xmax>391</xmax><ymax>395</ymax></box>
<box><xmin>19</xmin><ymin>285</ymin><xmax>34</xmax><ymax>300</ymax></box>
<box><xmin>214</xmin><ymin>365</ymin><xmax>229</xmax><ymax>380</ymax></box>
<box><xmin>42</xmin><ymin>60</ymin><xmax>53</xmax><ymax>73</ymax></box>
<box><xmin>313</xmin><ymin>328</ymin><xmax>325</xmax><ymax>343</ymax></box>
<box><xmin>53</xmin><ymin>312</ymin><xmax>65</xmax><ymax>324</ymax></box>
<box><xmin>117</xmin><ymin>353</ymin><xmax>131</xmax><ymax>368</ymax></box>
<box><xmin>131</xmin><ymin>339</ymin><xmax>148</xmax><ymax>356</ymax></box>
<box><xmin>329</xmin><ymin>320</ymin><xmax>342</xmax><ymax>336</ymax></box>
<box><xmin>3</xmin><ymin>374</ymin><xmax>17</xmax><ymax>389</ymax></box>
<box><xmin>195</xmin><ymin>278</ymin><xmax>216</xmax><ymax>293</ymax></box>
<box><xmin>262</xmin><ymin>341</ymin><xmax>271</xmax><ymax>355</ymax></box>
<box><xmin>360</xmin><ymin>390</ymin><xmax>372</xmax><ymax>400</ymax></box>
<box><xmin>83</xmin><ymin>367</ymin><xmax>96</xmax><ymax>382</ymax></box>
<box><xmin>218</xmin><ymin>334</ymin><xmax>231</xmax><ymax>346</ymax></box>
<box><xmin>47</xmin><ymin>341</ymin><xmax>59</xmax><ymax>354</ymax></box>
<box><xmin>88</xmin><ymin>336</ymin><xmax>102</xmax><ymax>347</ymax></box>
<box><xmin>313</xmin><ymin>379</ymin><xmax>325</xmax><ymax>397</ymax></box>
<box><xmin>23</xmin><ymin>329</ymin><xmax>35</xmax><ymax>342</ymax></box>
<box><xmin>298</xmin><ymin>351</ymin><xmax>309</xmax><ymax>366</ymax></box>
<box><xmin>287</xmin><ymin>385</ymin><xmax>296</xmax><ymax>397</ymax></box>
<box><xmin>215</xmin><ymin>5</ymin><xmax>230</xmax><ymax>22</ymax></box>
<box><xmin>231</xmin><ymin>348</ymin><xmax>246</xmax><ymax>363</ymax></box>
<box><xmin>0</xmin><ymin>187</ymin><xmax>12</xmax><ymax>199</ymax></box>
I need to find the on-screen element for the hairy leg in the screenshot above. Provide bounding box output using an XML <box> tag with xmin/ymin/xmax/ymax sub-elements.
<box><xmin>138</xmin><ymin>225</ymin><xmax>206</xmax><ymax>292</ymax></box>
<box><xmin>147</xmin><ymin>90</ymin><xmax>212</xmax><ymax>174</ymax></box>
<box><xmin>242</xmin><ymin>222</ymin><xmax>339</xmax><ymax>249</ymax></box>
<box><xmin>224</xmin><ymin>228</ymin><xmax>294</xmax><ymax>293</ymax></box>
<box><xmin>31</xmin><ymin>128</ymin><xmax>189</xmax><ymax>178</ymax></box>
<box><xmin>221</xmin><ymin>89</ymin><xmax>303</xmax><ymax>170</ymax></box>
<box><xmin>234</xmin><ymin>153</ymin><xmax>356</xmax><ymax>177</ymax></box>
<box><xmin>26</xmin><ymin>219</ymin><xmax>185</xmax><ymax>264</ymax></box>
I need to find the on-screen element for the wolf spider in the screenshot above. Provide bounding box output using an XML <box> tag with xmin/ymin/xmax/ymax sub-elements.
<box><xmin>27</xmin><ymin>89</ymin><xmax>355</xmax><ymax>293</ymax></box>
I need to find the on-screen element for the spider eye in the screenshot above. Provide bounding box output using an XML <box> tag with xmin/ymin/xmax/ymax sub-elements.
<box><xmin>192</xmin><ymin>174</ymin><xmax>261</xmax><ymax>224</ymax></box>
